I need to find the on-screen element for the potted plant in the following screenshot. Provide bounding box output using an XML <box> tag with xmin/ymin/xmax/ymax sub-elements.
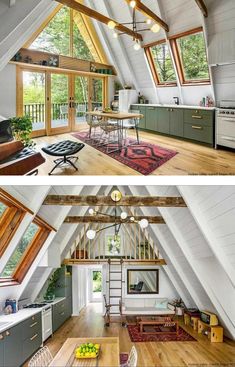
<box><xmin>10</xmin><ymin>115</ymin><xmax>35</xmax><ymax>147</ymax></box>
<box><xmin>172</xmin><ymin>298</ymin><xmax>185</xmax><ymax>316</ymax></box>
<box><xmin>44</xmin><ymin>269</ymin><xmax>61</xmax><ymax>301</ymax></box>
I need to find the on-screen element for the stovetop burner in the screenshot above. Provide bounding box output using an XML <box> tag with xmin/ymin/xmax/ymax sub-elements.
<box><xmin>24</xmin><ymin>303</ymin><xmax>47</xmax><ymax>308</ymax></box>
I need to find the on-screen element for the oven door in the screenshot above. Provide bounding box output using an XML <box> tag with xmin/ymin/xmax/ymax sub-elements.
<box><xmin>42</xmin><ymin>307</ymin><xmax>52</xmax><ymax>342</ymax></box>
<box><xmin>216</xmin><ymin>116</ymin><xmax>235</xmax><ymax>148</ymax></box>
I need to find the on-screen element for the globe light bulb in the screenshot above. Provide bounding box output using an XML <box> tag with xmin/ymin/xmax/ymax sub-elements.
<box><xmin>88</xmin><ymin>208</ymin><xmax>94</xmax><ymax>215</ymax></box>
<box><xmin>130</xmin><ymin>216</ymin><xmax>135</xmax><ymax>222</ymax></box>
<box><xmin>108</xmin><ymin>20</ymin><xmax>116</xmax><ymax>30</ymax></box>
<box><xmin>121</xmin><ymin>212</ymin><xmax>128</xmax><ymax>220</ymax></box>
<box><xmin>113</xmin><ymin>32</ymin><xmax>118</xmax><ymax>39</ymax></box>
<box><xmin>134</xmin><ymin>41</ymin><xmax>141</xmax><ymax>51</ymax></box>
<box><xmin>139</xmin><ymin>219</ymin><xmax>149</xmax><ymax>229</ymax></box>
<box><xmin>86</xmin><ymin>230</ymin><xmax>96</xmax><ymax>240</ymax></box>
<box><xmin>130</xmin><ymin>0</ymin><xmax>136</xmax><ymax>8</ymax></box>
<box><xmin>146</xmin><ymin>18</ymin><xmax>152</xmax><ymax>25</ymax></box>
<box><xmin>151</xmin><ymin>23</ymin><xmax>160</xmax><ymax>33</ymax></box>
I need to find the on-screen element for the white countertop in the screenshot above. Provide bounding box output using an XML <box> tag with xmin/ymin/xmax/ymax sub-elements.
<box><xmin>0</xmin><ymin>308</ymin><xmax>41</xmax><ymax>334</ymax></box>
<box><xmin>132</xmin><ymin>103</ymin><xmax>215</xmax><ymax>111</ymax></box>
<box><xmin>0</xmin><ymin>297</ymin><xmax>66</xmax><ymax>333</ymax></box>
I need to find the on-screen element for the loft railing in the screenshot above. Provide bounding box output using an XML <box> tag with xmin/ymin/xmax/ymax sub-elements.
<box><xmin>24</xmin><ymin>102</ymin><xmax>103</xmax><ymax>123</ymax></box>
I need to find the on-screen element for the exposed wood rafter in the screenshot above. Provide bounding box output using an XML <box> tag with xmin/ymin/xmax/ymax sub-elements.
<box><xmin>56</xmin><ymin>0</ymin><xmax>143</xmax><ymax>40</ymax></box>
<box><xmin>194</xmin><ymin>0</ymin><xmax>208</xmax><ymax>17</ymax></box>
<box><xmin>43</xmin><ymin>195</ymin><xmax>186</xmax><ymax>207</ymax></box>
<box><xmin>124</xmin><ymin>0</ymin><xmax>169</xmax><ymax>32</ymax></box>
<box><xmin>64</xmin><ymin>215</ymin><xmax>165</xmax><ymax>224</ymax></box>
<box><xmin>63</xmin><ymin>258</ymin><xmax>166</xmax><ymax>265</ymax></box>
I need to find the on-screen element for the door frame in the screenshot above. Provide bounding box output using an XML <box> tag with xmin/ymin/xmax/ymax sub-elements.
<box><xmin>16</xmin><ymin>65</ymin><xmax>108</xmax><ymax>138</ymax></box>
<box><xmin>89</xmin><ymin>267</ymin><xmax>103</xmax><ymax>303</ymax></box>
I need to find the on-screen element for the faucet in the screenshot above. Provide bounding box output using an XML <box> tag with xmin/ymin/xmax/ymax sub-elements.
<box><xmin>173</xmin><ymin>97</ymin><xmax>180</xmax><ymax>105</ymax></box>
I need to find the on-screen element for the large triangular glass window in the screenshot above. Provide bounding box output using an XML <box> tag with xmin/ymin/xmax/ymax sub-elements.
<box><xmin>29</xmin><ymin>6</ymin><xmax>100</xmax><ymax>62</ymax></box>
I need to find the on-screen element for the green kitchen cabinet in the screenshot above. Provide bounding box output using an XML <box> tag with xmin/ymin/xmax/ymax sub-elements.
<box><xmin>157</xmin><ymin>107</ymin><xmax>170</xmax><ymax>134</ymax></box>
<box><xmin>170</xmin><ymin>108</ymin><xmax>184</xmax><ymax>137</ymax></box>
<box><xmin>54</xmin><ymin>265</ymin><xmax>72</xmax><ymax>298</ymax></box>
<box><xmin>52</xmin><ymin>299</ymin><xmax>67</xmax><ymax>332</ymax></box>
<box><xmin>65</xmin><ymin>296</ymin><xmax>73</xmax><ymax>320</ymax></box>
<box><xmin>22</xmin><ymin>313</ymin><xmax>42</xmax><ymax>363</ymax></box>
<box><xmin>145</xmin><ymin>107</ymin><xmax>158</xmax><ymax>131</ymax></box>
<box><xmin>4</xmin><ymin>323</ymin><xmax>22</xmax><ymax>367</ymax></box>
<box><xmin>183</xmin><ymin>109</ymin><xmax>214</xmax><ymax>145</ymax></box>
<box><xmin>130</xmin><ymin>105</ymin><xmax>146</xmax><ymax>129</ymax></box>
<box><xmin>0</xmin><ymin>336</ymin><xmax>4</xmax><ymax>367</ymax></box>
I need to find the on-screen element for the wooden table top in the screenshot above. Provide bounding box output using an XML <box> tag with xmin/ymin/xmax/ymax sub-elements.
<box><xmin>49</xmin><ymin>337</ymin><xmax>120</xmax><ymax>367</ymax></box>
<box><xmin>87</xmin><ymin>111</ymin><xmax>143</xmax><ymax>120</ymax></box>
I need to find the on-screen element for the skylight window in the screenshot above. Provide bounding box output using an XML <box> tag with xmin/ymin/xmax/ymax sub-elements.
<box><xmin>0</xmin><ymin>201</ymin><xmax>7</xmax><ymax>218</ymax></box>
<box><xmin>146</xmin><ymin>41</ymin><xmax>177</xmax><ymax>85</ymax></box>
<box><xmin>171</xmin><ymin>28</ymin><xmax>210</xmax><ymax>84</ymax></box>
<box><xmin>1</xmin><ymin>222</ymin><xmax>39</xmax><ymax>278</ymax></box>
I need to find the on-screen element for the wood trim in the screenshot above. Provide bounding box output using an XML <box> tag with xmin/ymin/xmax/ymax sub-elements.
<box><xmin>168</xmin><ymin>27</ymin><xmax>203</xmax><ymax>40</ymax></box>
<box><xmin>34</xmin><ymin>215</ymin><xmax>57</xmax><ymax>232</ymax></box>
<box><xmin>57</xmin><ymin>0</ymin><xmax>143</xmax><ymax>41</ymax></box>
<box><xmin>143</xmin><ymin>38</ymin><xmax>166</xmax><ymax>49</ymax></box>
<box><xmin>0</xmin><ymin>208</ymin><xmax>25</xmax><ymax>257</ymax></box>
<box><xmin>144</xmin><ymin>46</ymin><xmax>177</xmax><ymax>87</ymax></box>
<box><xmin>23</xmin><ymin>4</ymin><xmax>63</xmax><ymax>48</ymax></box>
<box><xmin>169</xmin><ymin>27</ymin><xmax>210</xmax><ymax>85</ymax></box>
<box><xmin>64</xmin><ymin>215</ymin><xmax>165</xmax><ymax>224</ymax></box>
<box><xmin>0</xmin><ymin>188</ymin><xmax>34</xmax><ymax>214</ymax></box>
<box><xmin>124</xmin><ymin>0</ymin><xmax>169</xmax><ymax>32</ymax></box>
<box><xmin>43</xmin><ymin>195</ymin><xmax>187</xmax><ymax>207</ymax></box>
<box><xmin>194</xmin><ymin>0</ymin><xmax>208</xmax><ymax>17</ymax></box>
<box><xmin>63</xmin><ymin>258</ymin><xmax>167</xmax><ymax>265</ymax></box>
<box><xmin>13</xmin><ymin>226</ymin><xmax>50</xmax><ymax>284</ymax></box>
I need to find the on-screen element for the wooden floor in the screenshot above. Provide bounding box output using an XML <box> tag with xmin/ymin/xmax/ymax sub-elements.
<box><xmin>44</xmin><ymin>303</ymin><xmax>235</xmax><ymax>367</ymax></box>
<box><xmin>34</xmin><ymin>127</ymin><xmax>235</xmax><ymax>176</ymax></box>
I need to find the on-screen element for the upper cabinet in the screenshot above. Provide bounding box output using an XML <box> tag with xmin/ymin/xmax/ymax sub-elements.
<box><xmin>208</xmin><ymin>31</ymin><xmax>235</xmax><ymax>66</ymax></box>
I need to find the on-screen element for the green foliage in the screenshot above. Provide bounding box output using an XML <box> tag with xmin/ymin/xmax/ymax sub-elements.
<box><xmin>151</xmin><ymin>43</ymin><xmax>176</xmax><ymax>83</ymax></box>
<box><xmin>10</xmin><ymin>116</ymin><xmax>35</xmax><ymax>147</ymax></box>
<box><xmin>177</xmin><ymin>33</ymin><xmax>209</xmax><ymax>80</ymax></box>
<box><xmin>44</xmin><ymin>268</ymin><xmax>62</xmax><ymax>300</ymax></box>
<box><xmin>93</xmin><ymin>271</ymin><xmax>102</xmax><ymax>293</ymax></box>
<box><xmin>1</xmin><ymin>222</ymin><xmax>39</xmax><ymax>277</ymax></box>
<box><xmin>0</xmin><ymin>202</ymin><xmax>7</xmax><ymax>218</ymax></box>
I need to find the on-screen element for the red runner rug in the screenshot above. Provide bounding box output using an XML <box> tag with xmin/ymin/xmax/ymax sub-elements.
<box><xmin>72</xmin><ymin>131</ymin><xmax>178</xmax><ymax>175</ymax></box>
<box><xmin>127</xmin><ymin>325</ymin><xmax>196</xmax><ymax>342</ymax></box>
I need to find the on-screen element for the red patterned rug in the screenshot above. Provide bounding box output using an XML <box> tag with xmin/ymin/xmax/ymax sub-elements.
<box><xmin>127</xmin><ymin>325</ymin><xmax>196</xmax><ymax>342</ymax></box>
<box><xmin>72</xmin><ymin>131</ymin><xmax>178</xmax><ymax>175</ymax></box>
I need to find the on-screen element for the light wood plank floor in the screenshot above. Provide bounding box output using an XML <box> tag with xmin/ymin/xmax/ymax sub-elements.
<box><xmin>34</xmin><ymin>128</ymin><xmax>235</xmax><ymax>176</ymax></box>
<box><xmin>43</xmin><ymin>303</ymin><xmax>235</xmax><ymax>367</ymax></box>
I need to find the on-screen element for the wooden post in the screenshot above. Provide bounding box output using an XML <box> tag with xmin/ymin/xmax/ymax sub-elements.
<box><xmin>139</xmin><ymin>226</ymin><xmax>141</xmax><ymax>260</ymax></box>
<box><xmin>84</xmin><ymin>224</ymin><xmax>86</xmax><ymax>257</ymax></box>
<box><xmin>143</xmin><ymin>229</ymin><xmax>146</xmax><ymax>260</ymax></box>
<box><xmin>148</xmin><ymin>232</ymin><xmax>150</xmax><ymax>260</ymax></box>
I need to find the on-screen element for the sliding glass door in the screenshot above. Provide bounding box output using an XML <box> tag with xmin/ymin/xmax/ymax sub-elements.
<box><xmin>73</xmin><ymin>75</ymin><xmax>89</xmax><ymax>130</ymax></box>
<box><xmin>48</xmin><ymin>73</ymin><xmax>71</xmax><ymax>134</ymax></box>
<box><xmin>22</xmin><ymin>71</ymin><xmax>46</xmax><ymax>137</ymax></box>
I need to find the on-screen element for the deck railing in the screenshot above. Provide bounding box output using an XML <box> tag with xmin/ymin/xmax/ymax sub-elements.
<box><xmin>24</xmin><ymin>102</ymin><xmax>103</xmax><ymax>123</ymax></box>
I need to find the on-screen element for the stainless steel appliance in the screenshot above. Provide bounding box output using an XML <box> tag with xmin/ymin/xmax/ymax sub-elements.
<box><xmin>216</xmin><ymin>100</ymin><xmax>235</xmax><ymax>149</ymax></box>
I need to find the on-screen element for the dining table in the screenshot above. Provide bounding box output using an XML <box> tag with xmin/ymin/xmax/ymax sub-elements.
<box><xmin>86</xmin><ymin>111</ymin><xmax>143</xmax><ymax>152</ymax></box>
<box><xmin>49</xmin><ymin>337</ymin><xmax>120</xmax><ymax>367</ymax></box>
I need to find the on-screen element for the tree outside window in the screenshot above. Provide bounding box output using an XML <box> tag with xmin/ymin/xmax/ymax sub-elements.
<box><xmin>150</xmin><ymin>42</ymin><xmax>176</xmax><ymax>84</ymax></box>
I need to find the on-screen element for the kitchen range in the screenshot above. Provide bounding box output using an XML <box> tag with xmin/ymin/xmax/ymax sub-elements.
<box><xmin>216</xmin><ymin>100</ymin><xmax>235</xmax><ymax>149</ymax></box>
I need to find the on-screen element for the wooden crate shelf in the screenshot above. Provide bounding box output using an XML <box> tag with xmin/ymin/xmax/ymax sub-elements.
<box><xmin>198</xmin><ymin>320</ymin><xmax>223</xmax><ymax>343</ymax></box>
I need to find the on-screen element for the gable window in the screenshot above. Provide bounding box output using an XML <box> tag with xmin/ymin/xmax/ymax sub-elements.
<box><xmin>145</xmin><ymin>40</ymin><xmax>177</xmax><ymax>86</ymax></box>
<box><xmin>29</xmin><ymin>6</ymin><xmax>100</xmax><ymax>62</ymax></box>
<box><xmin>170</xmin><ymin>27</ymin><xmax>210</xmax><ymax>85</ymax></box>
<box><xmin>0</xmin><ymin>190</ymin><xmax>29</xmax><ymax>258</ymax></box>
<box><xmin>0</xmin><ymin>217</ymin><xmax>51</xmax><ymax>285</ymax></box>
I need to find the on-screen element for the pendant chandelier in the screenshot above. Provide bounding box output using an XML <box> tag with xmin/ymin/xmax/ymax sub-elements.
<box><xmin>107</xmin><ymin>1</ymin><xmax>160</xmax><ymax>51</ymax></box>
<box><xmin>86</xmin><ymin>190</ymin><xmax>149</xmax><ymax>245</ymax></box>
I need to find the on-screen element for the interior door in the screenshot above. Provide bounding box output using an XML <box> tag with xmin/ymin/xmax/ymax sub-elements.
<box><xmin>22</xmin><ymin>70</ymin><xmax>46</xmax><ymax>138</ymax></box>
<box><xmin>72</xmin><ymin>75</ymin><xmax>89</xmax><ymax>131</ymax></box>
<box><xmin>48</xmin><ymin>73</ymin><xmax>71</xmax><ymax>135</ymax></box>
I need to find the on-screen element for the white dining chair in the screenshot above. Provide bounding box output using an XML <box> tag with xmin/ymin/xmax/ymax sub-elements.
<box><xmin>120</xmin><ymin>346</ymin><xmax>138</xmax><ymax>367</ymax></box>
<box><xmin>28</xmin><ymin>346</ymin><xmax>53</xmax><ymax>367</ymax></box>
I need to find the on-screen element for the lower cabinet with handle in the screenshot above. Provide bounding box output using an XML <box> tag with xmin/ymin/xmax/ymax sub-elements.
<box><xmin>0</xmin><ymin>312</ymin><xmax>42</xmax><ymax>367</ymax></box>
<box><xmin>52</xmin><ymin>299</ymin><xmax>67</xmax><ymax>332</ymax></box>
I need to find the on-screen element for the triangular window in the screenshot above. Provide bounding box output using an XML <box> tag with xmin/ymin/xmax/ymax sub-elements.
<box><xmin>29</xmin><ymin>6</ymin><xmax>100</xmax><ymax>62</ymax></box>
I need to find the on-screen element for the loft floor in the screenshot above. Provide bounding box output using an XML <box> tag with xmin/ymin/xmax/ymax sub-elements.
<box><xmin>34</xmin><ymin>128</ymin><xmax>235</xmax><ymax>176</ymax></box>
<box><xmin>36</xmin><ymin>303</ymin><xmax>235</xmax><ymax>367</ymax></box>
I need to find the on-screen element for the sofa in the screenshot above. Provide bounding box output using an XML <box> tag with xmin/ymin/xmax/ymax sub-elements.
<box><xmin>120</xmin><ymin>298</ymin><xmax>175</xmax><ymax>316</ymax></box>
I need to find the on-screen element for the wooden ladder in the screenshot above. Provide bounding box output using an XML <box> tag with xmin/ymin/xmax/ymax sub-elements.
<box><xmin>108</xmin><ymin>258</ymin><xmax>123</xmax><ymax>318</ymax></box>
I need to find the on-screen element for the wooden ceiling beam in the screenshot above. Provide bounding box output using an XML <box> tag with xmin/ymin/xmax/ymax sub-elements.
<box><xmin>124</xmin><ymin>0</ymin><xmax>169</xmax><ymax>32</ymax></box>
<box><xmin>56</xmin><ymin>0</ymin><xmax>143</xmax><ymax>40</ymax></box>
<box><xmin>64</xmin><ymin>215</ymin><xmax>165</xmax><ymax>224</ymax></box>
<box><xmin>43</xmin><ymin>195</ymin><xmax>186</xmax><ymax>207</ymax></box>
<box><xmin>194</xmin><ymin>0</ymin><xmax>208</xmax><ymax>17</ymax></box>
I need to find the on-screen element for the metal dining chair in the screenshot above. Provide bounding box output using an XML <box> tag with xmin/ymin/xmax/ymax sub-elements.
<box><xmin>124</xmin><ymin>109</ymin><xmax>141</xmax><ymax>144</ymax></box>
<box><xmin>28</xmin><ymin>346</ymin><xmax>53</xmax><ymax>367</ymax></box>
